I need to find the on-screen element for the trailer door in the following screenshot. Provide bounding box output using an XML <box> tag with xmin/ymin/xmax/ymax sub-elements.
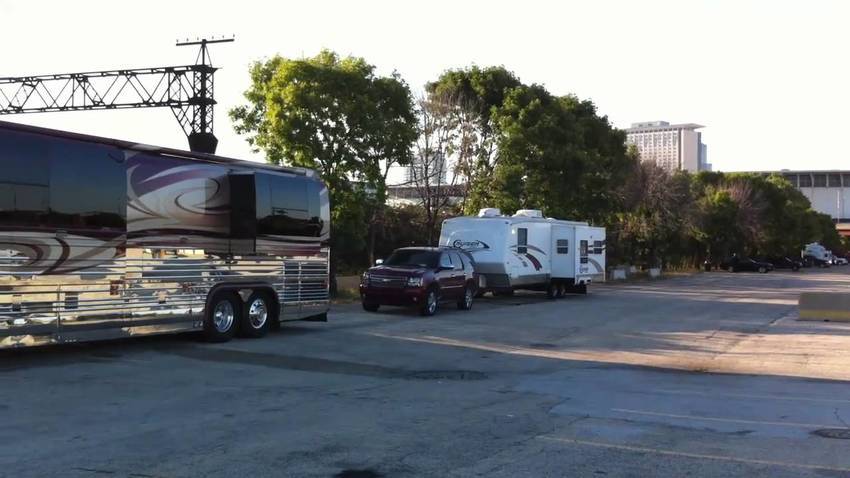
<box><xmin>550</xmin><ymin>225</ymin><xmax>575</xmax><ymax>280</ymax></box>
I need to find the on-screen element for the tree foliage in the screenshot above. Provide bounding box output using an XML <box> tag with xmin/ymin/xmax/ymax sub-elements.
<box><xmin>230</xmin><ymin>50</ymin><xmax>418</xmax><ymax>273</ymax></box>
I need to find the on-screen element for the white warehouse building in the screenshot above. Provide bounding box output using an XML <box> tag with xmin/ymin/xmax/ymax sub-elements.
<box><xmin>776</xmin><ymin>170</ymin><xmax>850</xmax><ymax>237</ymax></box>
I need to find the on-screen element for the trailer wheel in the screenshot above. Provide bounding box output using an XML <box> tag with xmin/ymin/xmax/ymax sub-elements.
<box><xmin>556</xmin><ymin>284</ymin><xmax>565</xmax><ymax>298</ymax></box>
<box><xmin>203</xmin><ymin>292</ymin><xmax>240</xmax><ymax>342</ymax></box>
<box><xmin>240</xmin><ymin>292</ymin><xmax>272</xmax><ymax>338</ymax></box>
<box><xmin>546</xmin><ymin>281</ymin><xmax>558</xmax><ymax>300</ymax></box>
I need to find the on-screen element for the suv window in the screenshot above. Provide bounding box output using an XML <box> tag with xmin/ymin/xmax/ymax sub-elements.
<box><xmin>449</xmin><ymin>251</ymin><xmax>464</xmax><ymax>270</ymax></box>
<box><xmin>440</xmin><ymin>253</ymin><xmax>453</xmax><ymax>269</ymax></box>
<box><xmin>384</xmin><ymin>249</ymin><xmax>440</xmax><ymax>268</ymax></box>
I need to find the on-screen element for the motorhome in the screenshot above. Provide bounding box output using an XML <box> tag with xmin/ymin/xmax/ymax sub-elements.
<box><xmin>439</xmin><ymin>208</ymin><xmax>605</xmax><ymax>297</ymax></box>
<box><xmin>802</xmin><ymin>242</ymin><xmax>831</xmax><ymax>267</ymax></box>
<box><xmin>0</xmin><ymin>120</ymin><xmax>330</xmax><ymax>348</ymax></box>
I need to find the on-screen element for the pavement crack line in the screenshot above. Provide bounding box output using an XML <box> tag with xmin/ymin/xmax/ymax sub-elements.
<box><xmin>834</xmin><ymin>408</ymin><xmax>850</xmax><ymax>429</ymax></box>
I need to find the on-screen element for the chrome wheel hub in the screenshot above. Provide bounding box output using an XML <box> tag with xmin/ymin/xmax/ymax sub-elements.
<box><xmin>465</xmin><ymin>289</ymin><xmax>473</xmax><ymax>307</ymax></box>
<box><xmin>213</xmin><ymin>300</ymin><xmax>234</xmax><ymax>333</ymax></box>
<box><xmin>248</xmin><ymin>298</ymin><xmax>268</xmax><ymax>329</ymax></box>
<box><xmin>428</xmin><ymin>292</ymin><xmax>437</xmax><ymax>313</ymax></box>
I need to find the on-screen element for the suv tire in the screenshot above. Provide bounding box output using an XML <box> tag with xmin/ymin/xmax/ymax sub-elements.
<box><xmin>421</xmin><ymin>287</ymin><xmax>439</xmax><ymax>316</ymax></box>
<box><xmin>457</xmin><ymin>284</ymin><xmax>474</xmax><ymax>310</ymax></box>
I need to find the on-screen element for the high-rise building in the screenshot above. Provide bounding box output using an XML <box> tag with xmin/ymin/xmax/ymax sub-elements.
<box><xmin>625</xmin><ymin>121</ymin><xmax>710</xmax><ymax>173</ymax></box>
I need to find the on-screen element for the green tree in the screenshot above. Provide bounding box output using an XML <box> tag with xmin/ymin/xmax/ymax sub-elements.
<box><xmin>426</xmin><ymin>66</ymin><xmax>523</xmax><ymax>211</ymax></box>
<box><xmin>230</xmin><ymin>50</ymin><xmax>417</xmax><ymax>275</ymax></box>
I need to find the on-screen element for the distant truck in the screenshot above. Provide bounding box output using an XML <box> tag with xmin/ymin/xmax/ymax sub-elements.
<box><xmin>802</xmin><ymin>242</ymin><xmax>831</xmax><ymax>268</ymax></box>
<box><xmin>439</xmin><ymin>208</ymin><xmax>605</xmax><ymax>298</ymax></box>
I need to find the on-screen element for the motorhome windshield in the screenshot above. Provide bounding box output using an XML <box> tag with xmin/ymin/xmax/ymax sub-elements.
<box><xmin>384</xmin><ymin>250</ymin><xmax>439</xmax><ymax>268</ymax></box>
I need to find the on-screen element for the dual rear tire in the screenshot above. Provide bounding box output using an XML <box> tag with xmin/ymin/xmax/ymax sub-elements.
<box><xmin>203</xmin><ymin>291</ymin><xmax>274</xmax><ymax>343</ymax></box>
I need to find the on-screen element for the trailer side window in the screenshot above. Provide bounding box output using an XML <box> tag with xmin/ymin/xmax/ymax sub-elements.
<box><xmin>556</xmin><ymin>239</ymin><xmax>569</xmax><ymax>254</ymax></box>
<box><xmin>593</xmin><ymin>240</ymin><xmax>604</xmax><ymax>255</ymax></box>
<box><xmin>580</xmin><ymin>240</ymin><xmax>589</xmax><ymax>264</ymax></box>
<box><xmin>517</xmin><ymin>228</ymin><xmax>528</xmax><ymax>254</ymax></box>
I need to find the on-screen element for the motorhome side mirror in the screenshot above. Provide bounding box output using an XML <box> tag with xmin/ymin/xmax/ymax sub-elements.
<box><xmin>375</xmin><ymin>259</ymin><xmax>384</xmax><ymax>265</ymax></box>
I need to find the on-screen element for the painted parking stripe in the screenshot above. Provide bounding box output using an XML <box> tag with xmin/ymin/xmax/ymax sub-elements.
<box><xmin>612</xmin><ymin>408</ymin><xmax>834</xmax><ymax>429</ymax></box>
<box><xmin>539</xmin><ymin>436</ymin><xmax>850</xmax><ymax>473</ymax></box>
<box><xmin>657</xmin><ymin>388</ymin><xmax>850</xmax><ymax>404</ymax></box>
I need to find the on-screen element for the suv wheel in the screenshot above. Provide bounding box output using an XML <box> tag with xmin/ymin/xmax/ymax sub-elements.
<box><xmin>457</xmin><ymin>284</ymin><xmax>474</xmax><ymax>310</ymax></box>
<box><xmin>362</xmin><ymin>301</ymin><xmax>379</xmax><ymax>312</ymax></box>
<box><xmin>758</xmin><ymin>266</ymin><xmax>767</xmax><ymax>273</ymax></box>
<box><xmin>421</xmin><ymin>287</ymin><xmax>439</xmax><ymax>316</ymax></box>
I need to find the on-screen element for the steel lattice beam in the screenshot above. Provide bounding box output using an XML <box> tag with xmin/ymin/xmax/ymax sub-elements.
<box><xmin>0</xmin><ymin>38</ymin><xmax>231</xmax><ymax>154</ymax></box>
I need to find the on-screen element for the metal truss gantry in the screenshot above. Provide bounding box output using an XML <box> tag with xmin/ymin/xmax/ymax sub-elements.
<box><xmin>0</xmin><ymin>38</ymin><xmax>233</xmax><ymax>154</ymax></box>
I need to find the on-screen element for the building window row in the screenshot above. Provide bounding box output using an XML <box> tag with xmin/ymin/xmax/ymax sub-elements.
<box><xmin>784</xmin><ymin>173</ymin><xmax>849</xmax><ymax>188</ymax></box>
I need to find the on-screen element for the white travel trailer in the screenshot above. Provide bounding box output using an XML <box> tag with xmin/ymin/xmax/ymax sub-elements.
<box><xmin>439</xmin><ymin>208</ymin><xmax>605</xmax><ymax>297</ymax></box>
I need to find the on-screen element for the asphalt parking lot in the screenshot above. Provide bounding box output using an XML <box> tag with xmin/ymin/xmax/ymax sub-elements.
<box><xmin>3</xmin><ymin>269</ymin><xmax>850</xmax><ymax>477</ymax></box>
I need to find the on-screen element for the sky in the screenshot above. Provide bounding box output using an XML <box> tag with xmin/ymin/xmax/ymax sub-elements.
<box><xmin>1</xmin><ymin>0</ymin><xmax>848</xmax><ymax>172</ymax></box>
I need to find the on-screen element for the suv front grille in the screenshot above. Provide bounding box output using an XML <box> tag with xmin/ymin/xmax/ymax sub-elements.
<box><xmin>368</xmin><ymin>274</ymin><xmax>407</xmax><ymax>288</ymax></box>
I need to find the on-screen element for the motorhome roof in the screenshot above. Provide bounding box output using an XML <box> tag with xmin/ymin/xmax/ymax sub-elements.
<box><xmin>0</xmin><ymin>119</ymin><xmax>313</xmax><ymax>177</ymax></box>
<box><xmin>445</xmin><ymin>215</ymin><xmax>589</xmax><ymax>226</ymax></box>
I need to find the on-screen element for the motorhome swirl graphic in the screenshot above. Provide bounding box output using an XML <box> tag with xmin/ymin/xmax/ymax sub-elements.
<box><xmin>0</xmin><ymin>121</ymin><xmax>329</xmax><ymax>348</ymax></box>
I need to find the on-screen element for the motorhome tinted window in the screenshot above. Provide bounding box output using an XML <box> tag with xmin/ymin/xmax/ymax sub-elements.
<box><xmin>257</xmin><ymin>173</ymin><xmax>316</xmax><ymax>237</ymax></box>
<box><xmin>580</xmin><ymin>240</ymin><xmax>589</xmax><ymax>264</ymax></box>
<box><xmin>49</xmin><ymin>138</ymin><xmax>126</xmax><ymax>231</ymax></box>
<box><xmin>384</xmin><ymin>250</ymin><xmax>439</xmax><ymax>268</ymax></box>
<box><xmin>556</xmin><ymin>239</ymin><xmax>568</xmax><ymax>254</ymax></box>
<box><xmin>0</xmin><ymin>130</ymin><xmax>50</xmax><ymax>226</ymax></box>
<box><xmin>517</xmin><ymin>228</ymin><xmax>528</xmax><ymax>254</ymax></box>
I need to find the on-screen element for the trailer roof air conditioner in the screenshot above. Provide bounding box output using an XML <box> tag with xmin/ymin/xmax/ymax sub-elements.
<box><xmin>478</xmin><ymin>208</ymin><xmax>501</xmax><ymax>217</ymax></box>
<box><xmin>513</xmin><ymin>209</ymin><xmax>543</xmax><ymax>218</ymax></box>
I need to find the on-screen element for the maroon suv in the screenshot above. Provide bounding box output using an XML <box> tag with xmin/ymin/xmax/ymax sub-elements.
<box><xmin>360</xmin><ymin>247</ymin><xmax>479</xmax><ymax>316</ymax></box>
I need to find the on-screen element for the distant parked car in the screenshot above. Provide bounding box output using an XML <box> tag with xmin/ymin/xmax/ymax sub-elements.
<box><xmin>835</xmin><ymin>257</ymin><xmax>849</xmax><ymax>266</ymax></box>
<box><xmin>359</xmin><ymin>247</ymin><xmax>479</xmax><ymax>316</ymax></box>
<box><xmin>760</xmin><ymin>256</ymin><xmax>802</xmax><ymax>271</ymax></box>
<box><xmin>720</xmin><ymin>256</ymin><xmax>774</xmax><ymax>273</ymax></box>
